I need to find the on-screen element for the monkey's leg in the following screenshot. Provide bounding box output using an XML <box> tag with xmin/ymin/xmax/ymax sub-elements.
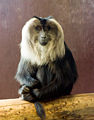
<box><xmin>33</xmin><ymin>77</ymin><xmax>62</xmax><ymax>99</ymax></box>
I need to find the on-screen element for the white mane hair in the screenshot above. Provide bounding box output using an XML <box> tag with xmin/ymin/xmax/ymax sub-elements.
<box><xmin>20</xmin><ymin>17</ymin><xmax>65</xmax><ymax>65</ymax></box>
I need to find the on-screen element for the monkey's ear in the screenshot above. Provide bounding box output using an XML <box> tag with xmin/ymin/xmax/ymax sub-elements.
<box><xmin>33</xmin><ymin>16</ymin><xmax>41</xmax><ymax>20</ymax></box>
<box><xmin>32</xmin><ymin>16</ymin><xmax>54</xmax><ymax>20</ymax></box>
<box><xmin>47</xmin><ymin>16</ymin><xmax>54</xmax><ymax>19</ymax></box>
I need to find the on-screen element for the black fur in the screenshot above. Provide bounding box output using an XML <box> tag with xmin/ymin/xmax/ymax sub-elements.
<box><xmin>15</xmin><ymin>42</ymin><xmax>78</xmax><ymax>119</ymax></box>
<box><xmin>33</xmin><ymin>16</ymin><xmax>53</xmax><ymax>30</ymax></box>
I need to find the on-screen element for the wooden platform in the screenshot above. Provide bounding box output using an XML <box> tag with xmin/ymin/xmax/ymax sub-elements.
<box><xmin>0</xmin><ymin>93</ymin><xmax>94</xmax><ymax>120</ymax></box>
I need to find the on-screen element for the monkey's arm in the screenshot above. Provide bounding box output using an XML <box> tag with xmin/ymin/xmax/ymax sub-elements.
<box><xmin>15</xmin><ymin>58</ymin><xmax>41</xmax><ymax>89</ymax></box>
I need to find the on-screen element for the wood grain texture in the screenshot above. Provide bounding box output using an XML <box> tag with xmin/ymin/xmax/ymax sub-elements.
<box><xmin>0</xmin><ymin>93</ymin><xmax>94</xmax><ymax>120</ymax></box>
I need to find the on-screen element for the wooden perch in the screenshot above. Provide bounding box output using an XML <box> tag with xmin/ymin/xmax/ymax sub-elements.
<box><xmin>0</xmin><ymin>93</ymin><xmax>94</xmax><ymax>120</ymax></box>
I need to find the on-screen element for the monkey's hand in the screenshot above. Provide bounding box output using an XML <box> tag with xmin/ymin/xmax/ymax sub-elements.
<box><xmin>22</xmin><ymin>78</ymin><xmax>41</xmax><ymax>89</ymax></box>
<box><xmin>21</xmin><ymin>93</ymin><xmax>35</xmax><ymax>102</ymax></box>
<box><xmin>19</xmin><ymin>85</ymin><xmax>30</xmax><ymax>94</ymax></box>
<box><xmin>19</xmin><ymin>85</ymin><xmax>36</xmax><ymax>102</ymax></box>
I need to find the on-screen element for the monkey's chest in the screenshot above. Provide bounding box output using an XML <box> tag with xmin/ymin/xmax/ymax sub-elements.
<box><xmin>36</xmin><ymin>65</ymin><xmax>54</xmax><ymax>86</ymax></box>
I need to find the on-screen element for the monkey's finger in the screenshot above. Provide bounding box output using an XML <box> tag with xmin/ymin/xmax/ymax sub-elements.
<box><xmin>21</xmin><ymin>93</ymin><xmax>35</xmax><ymax>102</ymax></box>
<box><xmin>18</xmin><ymin>85</ymin><xmax>30</xmax><ymax>95</ymax></box>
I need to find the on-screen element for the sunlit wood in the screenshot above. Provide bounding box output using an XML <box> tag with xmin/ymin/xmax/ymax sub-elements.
<box><xmin>0</xmin><ymin>93</ymin><xmax>94</xmax><ymax>120</ymax></box>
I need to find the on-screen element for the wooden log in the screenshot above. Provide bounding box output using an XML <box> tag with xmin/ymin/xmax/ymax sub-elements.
<box><xmin>0</xmin><ymin>93</ymin><xmax>94</xmax><ymax>120</ymax></box>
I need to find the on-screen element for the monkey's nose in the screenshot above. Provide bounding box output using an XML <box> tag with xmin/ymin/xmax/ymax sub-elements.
<box><xmin>42</xmin><ymin>37</ymin><xmax>46</xmax><ymax>39</ymax></box>
<box><xmin>41</xmin><ymin>36</ymin><xmax>46</xmax><ymax>39</ymax></box>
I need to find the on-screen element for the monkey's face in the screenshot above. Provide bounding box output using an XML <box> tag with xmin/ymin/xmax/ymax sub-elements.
<box><xmin>27</xmin><ymin>16</ymin><xmax>58</xmax><ymax>47</ymax></box>
<box><xmin>35</xmin><ymin>23</ymin><xmax>57</xmax><ymax>46</ymax></box>
<box><xmin>21</xmin><ymin>16</ymin><xmax>65</xmax><ymax>65</ymax></box>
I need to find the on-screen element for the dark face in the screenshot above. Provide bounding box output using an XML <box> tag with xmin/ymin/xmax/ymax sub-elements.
<box><xmin>35</xmin><ymin>23</ymin><xmax>51</xmax><ymax>46</ymax></box>
<box><xmin>31</xmin><ymin>16</ymin><xmax>58</xmax><ymax>46</ymax></box>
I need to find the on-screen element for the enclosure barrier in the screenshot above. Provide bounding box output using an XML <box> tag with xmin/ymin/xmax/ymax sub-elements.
<box><xmin>0</xmin><ymin>93</ymin><xmax>94</xmax><ymax>120</ymax></box>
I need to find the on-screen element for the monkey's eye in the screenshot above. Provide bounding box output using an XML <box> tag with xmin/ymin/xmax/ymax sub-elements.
<box><xmin>35</xmin><ymin>25</ymin><xmax>42</xmax><ymax>31</ymax></box>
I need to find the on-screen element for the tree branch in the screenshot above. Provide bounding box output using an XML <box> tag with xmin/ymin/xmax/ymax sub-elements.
<box><xmin>0</xmin><ymin>93</ymin><xmax>94</xmax><ymax>120</ymax></box>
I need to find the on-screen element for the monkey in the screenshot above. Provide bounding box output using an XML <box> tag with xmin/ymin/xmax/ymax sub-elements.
<box><xmin>15</xmin><ymin>16</ymin><xmax>78</xmax><ymax>120</ymax></box>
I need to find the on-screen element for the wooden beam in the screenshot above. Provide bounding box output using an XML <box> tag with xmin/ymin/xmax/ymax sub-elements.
<box><xmin>0</xmin><ymin>93</ymin><xmax>94</xmax><ymax>120</ymax></box>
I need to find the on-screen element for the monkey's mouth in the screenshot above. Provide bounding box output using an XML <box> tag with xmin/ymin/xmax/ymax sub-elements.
<box><xmin>39</xmin><ymin>41</ymin><xmax>48</xmax><ymax>46</ymax></box>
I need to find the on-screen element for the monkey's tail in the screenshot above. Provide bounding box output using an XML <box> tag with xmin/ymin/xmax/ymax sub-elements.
<box><xmin>34</xmin><ymin>102</ymin><xmax>46</xmax><ymax>120</ymax></box>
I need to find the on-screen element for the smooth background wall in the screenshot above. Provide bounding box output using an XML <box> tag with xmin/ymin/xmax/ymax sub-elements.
<box><xmin>0</xmin><ymin>0</ymin><xmax>94</xmax><ymax>99</ymax></box>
